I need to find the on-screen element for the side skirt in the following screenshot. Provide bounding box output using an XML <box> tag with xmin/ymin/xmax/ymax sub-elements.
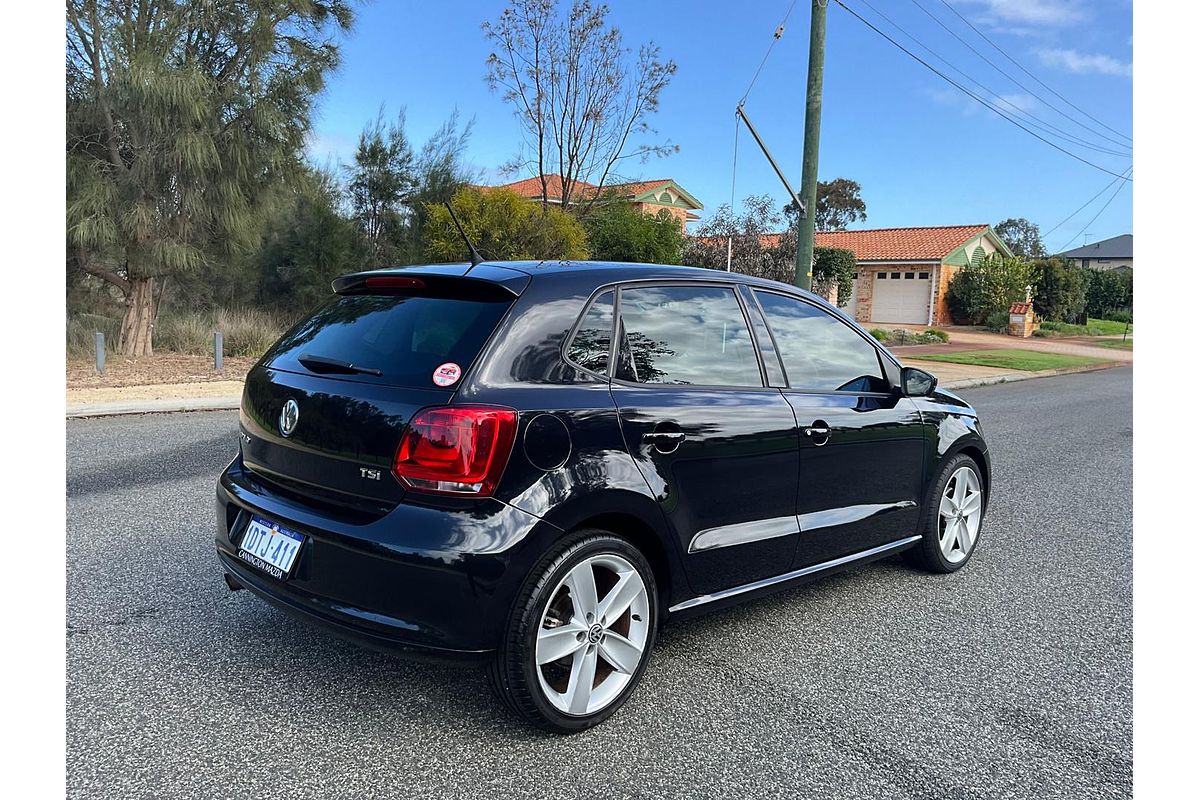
<box><xmin>667</xmin><ymin>535</ymin><xmax>922</xmax><ymax>615</ymax></box>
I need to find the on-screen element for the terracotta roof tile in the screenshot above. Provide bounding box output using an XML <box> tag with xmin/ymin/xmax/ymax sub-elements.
<box><xmin>813</xmin><ymin>225</ymin><xmax>990</xmax><ymax>260</ymax></box>
<box><xmin>493</xmin><ymin>175</ymin><xmax>675</xmax><ymax>203</ymax></box>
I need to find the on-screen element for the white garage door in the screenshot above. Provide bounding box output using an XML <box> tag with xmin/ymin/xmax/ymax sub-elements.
<box><xmin>872</xmin><ymin>269</ymin><xmax>932</xmax><ymax>324</ymax></box>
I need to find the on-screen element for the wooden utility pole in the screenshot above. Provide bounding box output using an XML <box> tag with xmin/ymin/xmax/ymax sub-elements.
<box><xmin>795</xmin><ymin>0</ymin><xmax>828</xmax><ymax>292</ymax></box>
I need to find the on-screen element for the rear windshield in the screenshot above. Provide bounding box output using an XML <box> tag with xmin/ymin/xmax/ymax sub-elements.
<box><xmin>263</xmin><ymin>293</ymin><xmax>513</xmax><ymax>389</ymax></box>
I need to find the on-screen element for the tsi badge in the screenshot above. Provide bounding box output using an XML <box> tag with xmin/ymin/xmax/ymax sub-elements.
<box><xmin>360</xmin><ymin>467</ymin><xmax>382</xmax><ymax>481</ymax></box>
<box><xmin>278</xmin><ymin>398</ymin><xmax>300</xmax><ymax>438</ymax></box>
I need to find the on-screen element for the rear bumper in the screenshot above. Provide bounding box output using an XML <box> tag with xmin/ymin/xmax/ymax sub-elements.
<box><xmin>215</xmin><ymin>457</ymin><xmax>554</xmax><ymax>662</ymax></box>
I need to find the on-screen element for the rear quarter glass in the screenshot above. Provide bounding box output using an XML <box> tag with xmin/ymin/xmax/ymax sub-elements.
<box><xmin>262</xmin><ymin>293</ymin><xmax>514</xmax><ymax>389</ymax></box>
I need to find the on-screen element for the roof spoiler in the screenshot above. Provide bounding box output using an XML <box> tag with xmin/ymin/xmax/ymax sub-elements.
<box><xmin>331</xmin><ymin>270</ymin><xmax>525</xmax><ymax>300</ymax></box>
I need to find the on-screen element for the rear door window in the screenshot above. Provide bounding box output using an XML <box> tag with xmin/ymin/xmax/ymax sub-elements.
<box><xmin>263</xmin><ymin>293</ymin><xmax>513</xmax><ymax>389</ymax></box>
<box><xmin>616</xmin><ymin>285</ymin><xmax>762</xmax><ymax>387</ymax></box>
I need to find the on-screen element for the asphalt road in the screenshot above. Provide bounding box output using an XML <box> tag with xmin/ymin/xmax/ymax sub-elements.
<box><xmin>66</xmin><ymin>368</ymin><xmax>1132</xmax><ymax>799</ymax></box>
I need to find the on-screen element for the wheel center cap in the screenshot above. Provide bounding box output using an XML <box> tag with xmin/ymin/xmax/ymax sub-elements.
<box><xmin>587</xmin><ymin>623</ymin><xmax>604</xmax><ymax>644</ymax></box>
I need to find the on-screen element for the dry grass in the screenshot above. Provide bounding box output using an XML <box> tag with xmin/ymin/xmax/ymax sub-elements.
<box><xmin>156</xmin><ymin>307</ymin><xmax>289</xmax><ymax>358</ymax></box>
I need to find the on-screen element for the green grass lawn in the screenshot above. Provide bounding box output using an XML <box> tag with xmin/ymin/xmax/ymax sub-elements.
<box><xmin>1085</xmin><ymin>318</ymin><xmax>1132</xmax><ymax>335</ymax></box>
<box><xmin>1039</xmin><ymin>318</ymin><xmax>1132</xmax><ymax>337</ymax></box>
<box><xmin>1093</xmin><ymin>338</ymin><xmax>1133</xmax><ymax>349</ymax></box>
<box><xmin>916</xmin><ymin>349</ymin><xmax>1108</xmax><ymax>371</ymax></box>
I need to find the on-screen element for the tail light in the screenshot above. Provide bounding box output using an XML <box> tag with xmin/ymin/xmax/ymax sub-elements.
<box><xmin>394</xmin><ymin>406</ymin><xmax>518</xmax><ymax>496</ymax></box>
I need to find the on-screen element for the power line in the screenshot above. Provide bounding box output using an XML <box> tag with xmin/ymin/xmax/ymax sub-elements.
<box><xmin>1042</xmin><ymin>166</ymin><xmax>1132</xmax><ymax>239</ymax></box>
<box><xmin>856</xmin><ymin>0</ymin><xmax>1130</xmax><ymax>157</ymax></box>
<box><xmin>832</xmin><ymin>0</ymin><xmax>1131</xmax><ymax>181</ymax></box>
<box><xmin>1054</xmin><ymin>175</ymin><xmax>1129</xmax><ymax>253</ymax></box>
<box><xmin>912</xmin><ymin>0</ymin><xmax>1131</xmax><ymax>151</ymax></box>
<box><xmin>933</xmin><ymin>0</ymin><xmax>1132</xmax><ymax>145</ymax></box>
<box><xmin>739</xmin><ymin>0</ymin><xmax>802</xmax><ymax>105</ymax></box>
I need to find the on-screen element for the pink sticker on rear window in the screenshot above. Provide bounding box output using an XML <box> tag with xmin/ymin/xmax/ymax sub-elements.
<box><xmin>432</xmin><ymin>362</ymin><xmax>462</xmax><ymax>387</ymax></box>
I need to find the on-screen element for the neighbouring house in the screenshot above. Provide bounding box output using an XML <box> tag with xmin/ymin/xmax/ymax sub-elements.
<box><xmin>1057</xmin><ymin>234</ymin><xmax>1133</xmax><ymax>272</ymax></box>
<box><xmin>753</xmin><ymin>224</ymin><xmax>1013</xmax><ymax>326</ymax></box>
<box><xmin>491</xmin><ymin>174</ymin><xmax>703</xmax><ymax>234</ymax></box>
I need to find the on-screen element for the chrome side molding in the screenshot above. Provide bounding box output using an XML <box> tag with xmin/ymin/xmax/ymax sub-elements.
<box><xmin>688</xmin><ymin>515</ymin><xmax>800</xmax><ymax>553</ymax></box>
<box><xmin>668</xmin><ymin>535</ymin><xmax>922</xmax><ymax>613</ymax></box>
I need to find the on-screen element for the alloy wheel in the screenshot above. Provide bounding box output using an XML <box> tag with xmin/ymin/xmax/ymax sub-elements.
<box><xmin>534</xmin><ymin>553</ymin><xmax>651</xmax><ymax>717</ymax></box>
<box><xmin>938</xmin><ymin>466</ymin><xmax>983</xmax><ymax>564</ymax></box>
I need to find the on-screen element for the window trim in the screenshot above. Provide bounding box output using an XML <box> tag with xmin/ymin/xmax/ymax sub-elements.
<box><xmin>750</xmin><ymin>287</ymin><xmax>896</xmax><ymax>397</ymax></box>
<box><xmin>608</xmin><ymin>280</ymin><xmax>772</xmax><ymax>391</ymax></box>
<box><xmin>561</xmin><ymin>288</ymin><xmax>618</xmax><ymax>381</ymax></box>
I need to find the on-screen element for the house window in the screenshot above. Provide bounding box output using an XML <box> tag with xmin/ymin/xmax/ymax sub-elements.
<box><xmin>1098</xmin><ymin>259</ymin><xmax>1110</xmax><ymax>264</ymax></box>
<box><xmin>1083</xmin><ymin>258</ymin><xmax>1091</xmax><ymax>267</ymax></box>
<box><xmin>904</xmin><ymin>272</ymin><xmax>915</xmax><ymax>279</ymax></box>
<box><xmin>918</xmin><ymin>271</ymin><xmax>930</xmax><ymax>279</ymax></box>
<box><xmin>891</xmin><ymin>272</ymin><xmax>901</xmax><ymax>280</ymax></box>
<box><xmin>877</xmin><ymin>272</ymin><xmax>887</xmax><ymax>279</ymax></box>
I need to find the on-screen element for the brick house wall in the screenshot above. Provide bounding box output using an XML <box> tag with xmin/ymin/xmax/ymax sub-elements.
<box><xmin>630</xmin><ymin>202</ymin><xmax>689</xmax><ymax>234</ymax></box>
<box><xmin>932</xmin><ymin>263</ymin><xmax>958</xmax><ymax>326</ymax></box>
<box><xmin>853</xmin><ymin>271</ymin><xmax>874</xmax><ymax>325</ymax></box>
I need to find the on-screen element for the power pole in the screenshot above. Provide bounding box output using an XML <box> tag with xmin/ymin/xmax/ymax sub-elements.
<box><xmin>795</xmin><ymin>0</ymin><xmax>828</xmax><ymax>292</ymax></box>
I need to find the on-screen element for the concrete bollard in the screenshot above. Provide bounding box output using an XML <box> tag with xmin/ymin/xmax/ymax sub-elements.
<box><xmin>214</xmin><ymin>330</ymin><xmax>224</xmax><ymax>371</ymax></box>
<box><xmin>95</xmin><ymin>332</ymin><xmax>105</xmax><ymax>375</ymax></box>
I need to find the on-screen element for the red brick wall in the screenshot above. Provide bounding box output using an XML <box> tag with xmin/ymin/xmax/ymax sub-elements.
<box><xmin>631</xmin><ymin>202</ymin><xmax>688</xmax><ymax>234</ymax></box>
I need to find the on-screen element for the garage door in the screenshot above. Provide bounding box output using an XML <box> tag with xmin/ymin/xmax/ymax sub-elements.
<box><xmin>872</xmin><ymin>269</ymin><xmax>931</xmax><ymax>324</ymax></box>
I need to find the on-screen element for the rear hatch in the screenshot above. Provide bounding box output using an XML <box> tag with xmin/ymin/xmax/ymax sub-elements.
<box><xmin>238</xmin><ymin>270</ymin><xmax>525</xmax><ymax>513</ymax></box>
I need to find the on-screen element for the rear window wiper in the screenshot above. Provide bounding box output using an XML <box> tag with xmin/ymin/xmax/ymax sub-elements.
<box><xmin>298</xmin><ymin>353</ymin><xmax>383</xmax><ymax>377</ymax></box>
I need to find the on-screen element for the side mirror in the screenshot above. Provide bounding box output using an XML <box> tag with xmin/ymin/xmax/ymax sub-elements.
<box><xmin>901</xmin><ymin>366</ymin><xmax>938</xmax><ymax>397</ymax></box>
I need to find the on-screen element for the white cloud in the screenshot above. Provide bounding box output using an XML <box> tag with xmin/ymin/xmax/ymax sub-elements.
<box><xmin>957</xmin><ymin>0</ymin><xmax>1088</xmax><ymax>27</ymax></box>
<box><xmin>1038</xmin><ymin>48</ymin><xmax>1132</xmax><ymax>77</ymax></box>
<box><xmin>928</xmin><ymin>87</ymin><xmax>1040</xmax><ymax>117</ymax></box>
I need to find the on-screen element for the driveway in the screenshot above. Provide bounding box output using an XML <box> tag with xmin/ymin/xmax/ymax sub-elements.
<box><xmin>66</xmin><ymin>368</ymin><xmax>1132</xmax><ymax>799</ymax></box>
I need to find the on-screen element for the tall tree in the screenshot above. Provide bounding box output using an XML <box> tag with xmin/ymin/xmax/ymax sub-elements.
<box><xmin>483</xmin><ymin>0</ymin><xmax>677</xmax><ymax>211</ymax></box>
<box><xmin>66</xmin><ymin>0</ymin><xmax>352</xmax><ymax>355</ymax></box>
<box><xmin>784</xmin><ymin>177</ymin><xmax>867</xmax><ymax>231</ymax></box>
<box><xmin>346</xmin><ymin>108</ymin><xmax>417</xmax><ymax>268</ymax></box>
<box><xmin>994</xmin><ymin>217</ymin><xmax>1048</xmax><ymax>258</ymax></box>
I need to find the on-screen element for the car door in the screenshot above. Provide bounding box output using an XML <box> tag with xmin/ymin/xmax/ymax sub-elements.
<box><xmin>609</xmin><ymin>282</ymin><xmax>801</xmax><ymax>596</ymax></box>
<box><xmin>749</xmin><ymin>289</ymin><xmax>927</xmax><ymax>566</ymax></box>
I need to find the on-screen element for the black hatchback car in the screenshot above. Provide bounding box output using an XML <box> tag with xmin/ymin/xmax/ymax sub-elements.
<box><xmin>216</xmin><ymin>261</ymin><xmax>989</xmax><ymax>732</ymax></box>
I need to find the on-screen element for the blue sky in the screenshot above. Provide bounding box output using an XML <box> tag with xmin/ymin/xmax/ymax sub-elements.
<box><xmin>307</xmin><ymin>0</ymin><xmax>1132</xmax><ymax>252</ymax></box>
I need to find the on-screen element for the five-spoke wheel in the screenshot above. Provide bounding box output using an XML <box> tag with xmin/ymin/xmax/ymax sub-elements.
<box><xmin>908</xmin><ymin>453</ymin><xmax>986</xmax><ymax>573</ymax></box>
<box><xmin>488</xmin><ymin>531</ymin><xmax>658</xmax><ymax>732</ymax></box>
<box><xmin>938</xmin><ymin>466</ymin><xmax>983</xmax><ymax>564</ymax></box>
<box><xmin>535</xmin><ymin>554</ymin><xmax>651</xmax><ymax>716</ymax></box>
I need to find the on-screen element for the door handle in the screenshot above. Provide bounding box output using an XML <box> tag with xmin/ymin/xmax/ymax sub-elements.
<box><xmin>804</xmin><ymin>421</ymin><xmax>832</xmax><ymax>446</ymax></box>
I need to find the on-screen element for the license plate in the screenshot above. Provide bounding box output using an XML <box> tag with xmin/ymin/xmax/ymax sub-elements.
<box><xmin>237</xmin><ymin>516</ymin><xmax>305</xmax><ymax>579</ymax></box>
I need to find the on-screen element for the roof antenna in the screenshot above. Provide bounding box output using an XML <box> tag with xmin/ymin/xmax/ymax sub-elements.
<box><xmin>444</xmin><ymin>201</ymin><xmax>484</xmax><ymax>270</ymax></box>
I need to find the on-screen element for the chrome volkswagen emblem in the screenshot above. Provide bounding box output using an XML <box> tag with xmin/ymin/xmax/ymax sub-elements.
<box><xmin>279</xmin><ymin>399</ymin><xmax>300</xmax><ymax>438</ymax></box>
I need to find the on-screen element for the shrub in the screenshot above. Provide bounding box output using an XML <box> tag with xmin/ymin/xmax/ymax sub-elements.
<box><xmin>1031</xmin><ymin>257</ymin><xmax>1088</xmax><ymax>322</ymax></box>
<box><xmin>583</xmin><ymin>202</ymin><xmax>683</xmax><ymax>264</ymax></box>
<box><xmin>424</xmin><ymin>187</ymin><xmax>589</xmax><ymax>262</ymax></box>
<box><xmin>1105</xmin><ymin>309</ymin><xmax>1133</xmax><ymax>324</ymax></box>
<box><xmin>812</xmin><ymin>247</ymin><xmax>857</xmax><ymax>308</ymax></box>
<box><xmin>923</xmin><ymin>328</ymin><xmax>950</xmax><ymax>343</ymax></box>
<box><xmin>945</xmin><ymin>253</ymin><xmax>1033</xmax><ymax>325</ymax></box>
<box><xmin>1084</xmin><ymin>269</ymin><xmax>1133</xmax><ymax>318</ymax></box>
<box><xmin>869</xmin><ymin>328</ymin><xmax>889</xmax><ymax>342</ymax></box>
<box><xmin>984</xmin><ymin>311</ymin><xmax>1010</xmax><ymax>332</ymax></box>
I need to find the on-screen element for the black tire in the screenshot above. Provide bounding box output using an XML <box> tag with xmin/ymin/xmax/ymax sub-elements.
<box><xmin>486</xmin><ymin>528</ymin><xmax>659</xmax><ymax>733</ymax></box>
<box><xmin>906</xmin><ymin>453</ymin><xmax>986</xmax><ymax>573</ymax></box>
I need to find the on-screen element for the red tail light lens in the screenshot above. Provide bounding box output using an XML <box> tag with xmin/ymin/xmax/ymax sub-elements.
<box><xmin>394</xmin><ymin>406</ymin><xmax>518</xmax><ymax>496</ymax></box>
